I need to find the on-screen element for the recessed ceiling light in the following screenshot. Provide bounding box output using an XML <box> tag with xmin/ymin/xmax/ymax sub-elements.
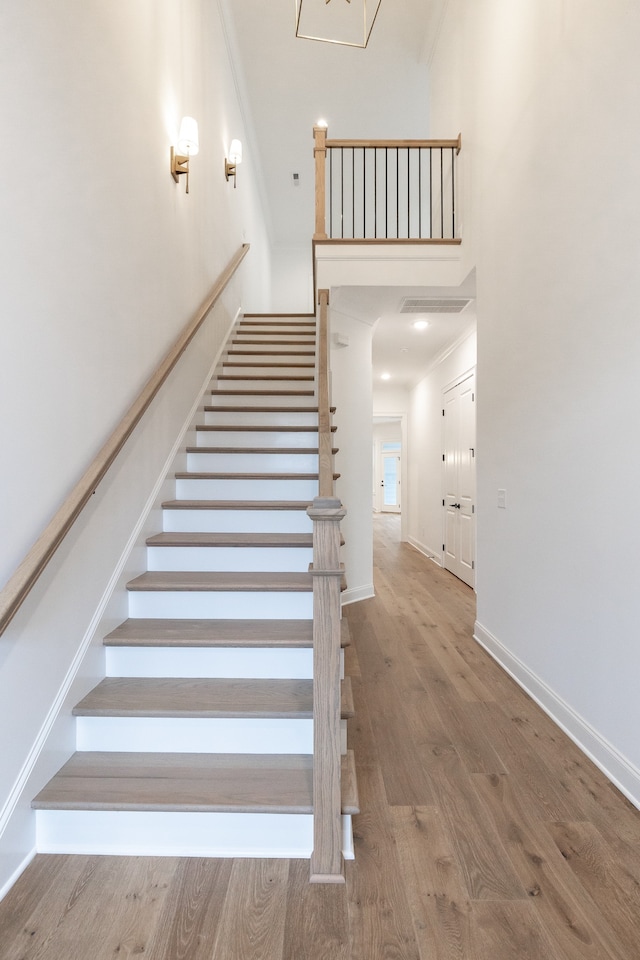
<box><xmin>413</xmin><ymin>319</ymin><xmax>429</xmax><ymax>330</ymax></box>
<box><xmin>400</xmin><ymin>347</ymin><xmax>408</xmax><ymax>353</ymax></box>
<box><xmin>381</xmin><ymin>372</ymin><xmax>391</xmax><ymax>380</ymax></box>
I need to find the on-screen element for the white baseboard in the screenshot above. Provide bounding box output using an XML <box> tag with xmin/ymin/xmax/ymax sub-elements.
<box><xmin>408</xmin><ymin>537</ymin><xmax>443</xmax><ymax>566</ymax></box>
<box><xmin>474</xmin><ymin>621</ymin><xmax>640</xmax><ymax>810</ymax></box>
<box><xmin>0</xmin><ymin>847</ymin><xmax>36</xmax><ymax>903</ymax></box>
<box><xmin>341</xmin><ymin>583</ymin><xmax>375</xmax><ymax>606</ymax></box>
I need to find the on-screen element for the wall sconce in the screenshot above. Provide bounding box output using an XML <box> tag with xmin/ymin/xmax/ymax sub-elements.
<box><xmin>225</xmin><ymin>139</ymin><xmax>243</xmax><ymax>188</ymax></box>
<box><xmin>170</xmin><ymin>117</ymin><xmax>199</xmax><ymax>194</ymax></box>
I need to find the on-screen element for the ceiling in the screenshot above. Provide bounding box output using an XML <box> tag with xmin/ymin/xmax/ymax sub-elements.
<box><xmin>220</xmin><ymin>0</ymin><xmax>475</xmax><ymax>390</ymax></box>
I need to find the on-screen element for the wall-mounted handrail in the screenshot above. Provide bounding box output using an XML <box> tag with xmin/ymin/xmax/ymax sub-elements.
<box><xmin>0</xmin><ymin>244</ymin><xmax>250</xmax><ymax>637</ymax></box>
<box><xmin>314</xmin><ymin>125</ymin><xmax>462</xmax><ymax>242</ymax></box>
<box><xmin>308</xmin><ymin>287</ymin><xmax>346</xmax><ymax>882</ymax></box>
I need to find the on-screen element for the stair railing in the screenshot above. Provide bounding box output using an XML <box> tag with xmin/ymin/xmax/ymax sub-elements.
<box><xmin>313</xmin><ymin>124</ymin><xmax>462</xmax><ymax>242</ymax></box>
<box><xmin>308</xmin><ymin>288</ymin><xmax>346</xmax><ymax>882</ymax></box>
<box><xmin>0</xmin><ymin>244</ymin><xmax>250</xmax><ymax>638</ymax></box>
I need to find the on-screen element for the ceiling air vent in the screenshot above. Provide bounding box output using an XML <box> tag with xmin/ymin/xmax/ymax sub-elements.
<box><xmin>400</xmin><ymin>297</ymin><xmax>471</xmax><ymax>314</ymax></box>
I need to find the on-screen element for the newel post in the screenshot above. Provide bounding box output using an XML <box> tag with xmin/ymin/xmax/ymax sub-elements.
<box><xmin>308</xmin><ymin>496</ymin><xmax>346</xmax><ymax>883</ymax></box>
<box><xmin>313</xmin><ymin>125</ymin><xmax>328</xmax><ymax>241</ymax></box>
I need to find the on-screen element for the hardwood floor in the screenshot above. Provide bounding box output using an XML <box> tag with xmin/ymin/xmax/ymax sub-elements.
<box><xmin>3</xmin><ymin>513</ymin><xmax>640</xmax><ymax>959</ymax></box>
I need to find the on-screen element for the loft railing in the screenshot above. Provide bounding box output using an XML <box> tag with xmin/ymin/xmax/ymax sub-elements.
<box><xmin>307</xmin><ymin>288</ymin><xmax>346</xmax><ymax>883</ymax></box>
<box><xmin>0</xmin><ymin>244</ymin><xmax>250</xmax><ymax>637</ymax></box>
<box><xmin>313</xmin><ymin>125</ymin><xmax>462</xmax><ymax>242</ymax></box>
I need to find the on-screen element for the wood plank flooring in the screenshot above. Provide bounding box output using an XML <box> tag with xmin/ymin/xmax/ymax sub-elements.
<box><xmin>3</xmin><ymin>513</ymin><xmax>640</xmax><ymax>959</ymax></box>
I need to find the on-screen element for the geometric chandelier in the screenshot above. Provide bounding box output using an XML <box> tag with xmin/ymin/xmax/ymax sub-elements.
<box><xmin>295</xmin><ymin>0</ymin><xmax>383</xmax><ymax>49</ymax></box>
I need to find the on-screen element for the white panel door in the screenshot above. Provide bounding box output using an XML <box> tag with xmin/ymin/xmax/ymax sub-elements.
<box><xmin>443</xmin><ymin>372</ymin><xmax>476</xmax><ymax>587</ymax></box>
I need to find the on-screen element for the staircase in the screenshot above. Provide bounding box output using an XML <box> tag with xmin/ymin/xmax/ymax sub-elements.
<box><xmin>32</xmin><ymin>313</ymin><xmax>358</xmax><ymax>864</ymax></box>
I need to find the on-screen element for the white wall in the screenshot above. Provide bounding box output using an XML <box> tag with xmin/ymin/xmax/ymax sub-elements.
<box><xmin>430</xmin><ymin>0</ymin><xmax>640</xmax><ymax>802</ymax></box>
<box><xmin>0</xmin><ymin>0</ymin><xmax>271</xmax><ymax>893</ymax></box>
<box><xmin>272</xmin><ymin>243</ymin><xmax>314</xmax><ymax>314</ymax></box>
<box><xmin>330</xmin><ymin>312</ymin><xmax>374</xmax><ymax>605</ymax></box>
<box><xmin>406</xmin><ymin>331</ymin><xmax>476</xmax><ymax>561</ymax></box>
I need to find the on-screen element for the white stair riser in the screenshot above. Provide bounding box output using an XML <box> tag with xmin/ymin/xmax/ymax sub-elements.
<box><xmin>105</xmin><ymin>646</ymin><xmax>315</xmax><ymax>679</ymax></box>
<box><xmin>220</xmin><ymin>365</ymin><xmax>316</xmax><ymax>377</ymax></box>
<box><xmin>212</xmin><ymin>379</ymin><xmax>315</xmax><ymax>392</ymax></box>
<box><xmin>76</xmin><ymin>717</ymin><xmax>313</xmax><ymax>754</ymax></box>
<box><xmin>162</xmin><ymin>509</ymin><xmax>313</xmax><ymax>534</ymax></box>
<box><xmin>146</xmin><ymin>545</ymin><xmax>313</xmax><ymax>573</ymax></box>
<box><xmin>209</xmin><ymin>394</ymin><xmax>316</xmax><ymax>408</ymax></box>
<box><xmin>223</xmin><ymin>353</ymin><xmax>315</xmax><ymax>365</ymax></box>
<box><xmin>128</xmin><ymin>590</ymin><xmax>313</xmax><ymax>619</ymax></box>
<box><xmin>203</xmin><ymin>410</ymin><xmax>318</xmax><ymax>426</ymax></box>
<box><xmin>35</xmin><ymin>811</ymin><xmax>354</xmax><ymax>860</ymax></box>
<box><xmin>234</xmin><ymin>331</ymin><xmax>315</xmax><ymax>340</ymax></box>
<box><xmin>175</xmin><ymin>478</ymin><xmax>319</xmax><ymax>501</ymax></box>
<box><xmin>195</xmin><ymin>430</ymin><xmax>319</xmax><ymax>448</ymax></box>
<box><xmin>186</xmin><ymin>451</ymin><xmax>319</xmax><ymax>472</ymax></box>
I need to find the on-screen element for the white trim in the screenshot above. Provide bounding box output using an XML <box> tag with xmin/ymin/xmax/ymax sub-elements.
<box><xmin>473</xmin><ymin>621</ymin><xmax>640</xmax><ymax>810</ymax></box>
<box><xmin>341</xmin><ymin>583</ymin><xmax>375</xmax><ymax>606</ymax></box>
<box><xmin>0</xmin><ymin>847</ymin><xmax>36</xmax><ymax>903</ymax></box>
<box><xmin>0</xmin><ymin>308</ymin><xmax>241</xmax><ymax>859</ymax></box>
<box><xmin>408</xmin><ymin>537</ymin><xmax>443</xmax><ymax>566</ymax></box>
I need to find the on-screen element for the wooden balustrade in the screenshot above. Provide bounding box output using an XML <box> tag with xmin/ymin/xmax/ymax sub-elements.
<box><xmin>308</xmin><ymin>287</ymin><xmax>346</xmax><ymax>882</ymax></box>
<box><xmin>0</xmin><ymin>244</ymin><xmax>250</xmax><ymax>637</ymax></box>
<box><xmin>313</xmin><ymin>125</ymin><xmax>462</xmax><ymax>242</ymax></box>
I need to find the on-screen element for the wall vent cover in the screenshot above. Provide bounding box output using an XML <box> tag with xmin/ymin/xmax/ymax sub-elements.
<box><xmin>400</xmin><ymin>297</ymin><xmax>471</xmax><ymax>314</ymax></box>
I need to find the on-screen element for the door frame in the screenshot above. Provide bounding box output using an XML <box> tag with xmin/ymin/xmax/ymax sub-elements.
<box><xmin>441</xmin><ymin>367</ymin><xmax>476</xmax><ymax>587</ymax></box>
<box><xmin>372</xmin><ymin>413</ymin><xmax>407</xmax><ymax>542</ymax></box>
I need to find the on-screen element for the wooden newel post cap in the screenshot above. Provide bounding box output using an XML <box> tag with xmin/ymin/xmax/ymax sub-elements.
<box><xmin>307</xmin><ymin>498</ymin><xmax>346</xmax><ymax>522</ymax></box>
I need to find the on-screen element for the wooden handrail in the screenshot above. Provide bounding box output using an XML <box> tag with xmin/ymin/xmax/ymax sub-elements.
<box><xmin>326</xmin><ymin>136</ymin><xmax>462</xmax><ymax>152</ymax></box>
<box><xmin>0</xmin><ymin>244</ymin><xmax>250</xmax><ymax>637</ymax></box>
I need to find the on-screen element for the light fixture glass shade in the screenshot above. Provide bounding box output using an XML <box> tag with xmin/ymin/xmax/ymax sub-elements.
<box><xmin>177</xmin><ymin>117</ymin><xmax>199</xmax><ymax>157</ymax></box>
<box><xmin>229</xmin><ymin>139</ymin><xmax>243</xmax><ymax>165</ymax></box>
<box><xmin>296</xmin><ymin>0</ymin><xmax>383</xmax><ymax>49</ymax></box>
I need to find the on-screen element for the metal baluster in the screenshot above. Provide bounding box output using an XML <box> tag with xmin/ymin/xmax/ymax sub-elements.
<box><xmin>440</xmin><ymin>147</ymin><xmax>444</xmax><ymax>239</ymax></box>
<box><xmin>451</xmin><ymin>146</ymin><xmax>456</xmax><ymax>239</ymax></box>
<box><xmin>396</xmin><ymin>147</ymin><xmax>399</xmax><ymax>239</ymax></box>
<box><xmin>352</xmin><ymin>149</ymin><xmax>356</xmax><ymax>238</ymax></box>
<box><xmin>340</xmin><ymin>147</ymin><xmax>344</xmax><ymax>239</ymax></box>
<box><xmin>374</xmin><ymin>148</ymin><xmax>378</xmax><ymax>239</ymax></box>
<box><xmin>329</xmin><ymin>148</ymin><xmax>333</xmax><ymax>238</ymax></box>
<box><xmin>418</xmin><ymin>148</ymin><xmax>422</xmax><ymax>238</ymax></box>
<box><xmin>429</xmin><ymin>147</ymin><xmax>433</xmax><ymax>240</ymax></box>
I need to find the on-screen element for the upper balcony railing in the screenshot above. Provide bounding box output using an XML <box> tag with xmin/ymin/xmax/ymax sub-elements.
<box><xmin>313</xmin><ymin>125</ymin><xmax>461</xmax><ymax>243</ymax></box>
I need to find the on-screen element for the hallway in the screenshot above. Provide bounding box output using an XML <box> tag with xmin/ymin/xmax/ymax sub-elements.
<box><xmin>1</xmin><ymin>514</ymin><xmax>640</xmax><ymax>958</ymax></box>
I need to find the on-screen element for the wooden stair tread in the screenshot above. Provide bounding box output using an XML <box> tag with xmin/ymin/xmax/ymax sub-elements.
<box><xmin>161</xmin><ymin>499</ymin><xmax>312</xmax><ymax>510</ymax></box>
<box><xmin>222</xmin><ymin>361</ymin><xmax>316</xmax><ymax>368</ymax></box>
<box><xmin>241</xmin><ymin>317</ymin><xmax>316</xmax><ymax>324</ymax></box>
<box><xmin>186</xmin><ymin>446</ymin><xmax>338</xmax><ymax>454</ymax></box>
<box><xmin>210</xmin><ymin>390</ymin><xmax>315</xmax><ymax>397</ymax></box>
<box><xmin>174</xmin><ymin>471</ymin><xmax>340</xmax><ymax>480</ymax></box>
<box><xmin>204</xmin><ymin>405</ymin><xmax>324</xmax><ymax>413</ymax></box>
<box><xmin>32</xmin><ymin>750</ymin><xmax>359</xmax><ymax>816</ymax></box>
<box><xmin>216</xmin><ymin>375</ymin><xmax>315</xmax><ymax>382</ymax></box>
<box><xmin>196</xmin><ymin>425</ymin><xmax>330</xmax><ymax>433</ymax></box>
<box><xmin>204</xmin><ymin>403</ymin><xmax>336</xmax><ymax>413</ymax></box>
<box><xmin>146</xmin><ymin>532</ymin><xmax>314</xmax><ymax>547</ymax></box>
<box><xmin>230</xmin><ymin>340</ymin><xmax>315</xmax><ymax>346</ymax></box>
<box><xmin>126</xmin><ymin>571</ymin><xmax>313</xmax><ymax>592</ymax></box>
<box><xmin>73</xmin><ymin>676</ymin><xmax>354</xmax><ymax>719</ymax></box>
<box><xmin>225</xmin><ymin>351</ymin><xmax>315</xmax><ymax>357</ymax></box>
<box><xmin>103</xmin><ymin>618</ymin><xmax>351</xmax><ymax>648</ymax></box>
